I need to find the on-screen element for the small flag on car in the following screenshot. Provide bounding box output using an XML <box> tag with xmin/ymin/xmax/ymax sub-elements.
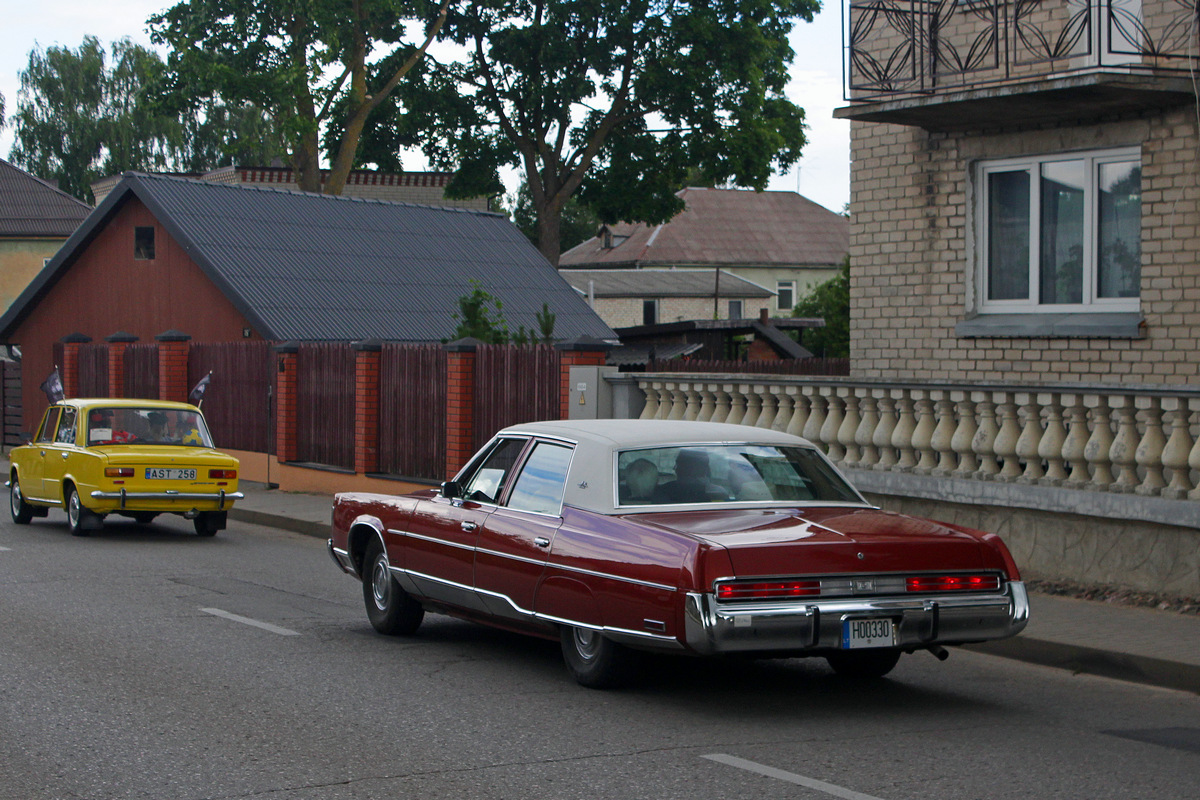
<box><xmin>40</xmin><ymin>367</ymin><xmax>64</xmax><ymax>403</ymax></box>
<box><xmin>190</xmin><ymin>371</ymin><xmax>211</xmax><ymax>404</ymax></box>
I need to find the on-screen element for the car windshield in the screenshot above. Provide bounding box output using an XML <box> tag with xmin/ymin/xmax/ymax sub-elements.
<box><xmin>616</xmin><ymin>444</ymin><xmax>862</xmax><ymax>506</ymax></box>
<box><xmin>85</xmin><ymin>407</ymin><xmax>214</xmax><ymax>448</ymax></box>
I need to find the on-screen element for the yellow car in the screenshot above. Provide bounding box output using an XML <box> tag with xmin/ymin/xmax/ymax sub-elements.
<box><xmin>8</xmin><ymin>398</ymin><xmax>242</xmax><ymax>537</ymax></box>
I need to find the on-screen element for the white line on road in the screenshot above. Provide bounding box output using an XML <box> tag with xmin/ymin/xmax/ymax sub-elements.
<box><xmin>200</xmin><ymin>607</ymin><xmax>300</xmax><ymax>636</ymax></box>
<box><xmin>0</xmin><ymin>546</ymin><xmax>11</xmax><ymax>551</ymax></box>
<box><xmin>703</xmin><ymin>754</ymin><xmax>888</xmax><ymax>800</ymax></box>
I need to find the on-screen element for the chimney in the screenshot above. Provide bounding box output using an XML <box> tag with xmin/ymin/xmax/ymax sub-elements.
<box><xmin>759</xmin><ymin>308</ymin><xmax>770</xmax><ymax>325</ymax></box>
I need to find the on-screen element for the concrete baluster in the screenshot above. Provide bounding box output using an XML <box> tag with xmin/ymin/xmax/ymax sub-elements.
<box><xmin>639</xmin><ymin>380</ymin><xmax>661</xmax><ymax>420</ymax></box>
<box><xmin>710</xmin><ymin>385</ymin><xmax>733</xmax><ymax>423</ymax></box>
<box><xmin>802</xmin><ymin>387</ymin><xmax>827</xmax><ymax>450</ymax></box>
<box><xmin>993</xmin><ymin>393</ymin><xmax>1022</xmax><ymax>480</ymax></box>
<box><xmin>740</xmin><ymin>384</ymin><xmax>764</xmax><ymax>428</ymax></box>
<box><xmin>971</xmin><ymin>394</ymin><xmax>1000</xmax><ymax>479</ymax></box>
<box><xmin>1062</xmin><ymin>394</ymin><xmax>1091</xmax><ymax>486</ymax></box>
<box><xmin>872</xmin><ymin>390</ymin><xmax>898</xmax><ymax>470</ymax></box>
<box><xmin>682</xmin><ymin>384</ymin><xmax>703</xmax><ymax>420</ymax></box>
<box><xmin>1037</xmin><ymin>393</ymin><xmax>1068</xmax><ymax>485</ymax></box>
<box><xmin>724</xmin><ymin>384</ymin><xmax>747</xmax><ymax>426</ymax></box>
<box><xmin>950</xmin><ymin>392</ymin><xmax>978</xmax><ymax>477</ymax></box>
<box><xmin>756</xmin><ymin>386</ymin><xmax>779</xmax><ymax>430</ymax></box>
<box><xmin>838</xmin><ymin>388</ymin><xmax>862</xmax><ymax>467</ymax></box>
<box><xmin>787</xmin><ymin>387</ymin><xmax>811</xmax><ymax>437</ymax></box>
<box><xmin>930</xmin><ymin>392</ymin><xmax>957</xmax><ymax>476</ymax></box>
<box><xmin>1187</xmin><ymin>398</ymin><xmax>1200</xmax><ymax>500</ymax></box>
<box><xmin>856</xmin><ymin>392</ymin><xmax>880</xmax><ymax>468</ymax></box>
<box><xmin>696</xmin><ymin>384</ymin><xmax>717</xmax><ymax>422</ymax></box>
<box><xmin>821</xmin><ymin>388</ymin><xmax>846</xmax><ymax>461</ymax></box>
<box><xmin>1014</xmin><ymin>392</ymin><xmax>1044</xmax><ymax>484</ymax></box>
<box><xmin>1108</xmin><ymin>396</ymin><xmax>1139</xmax><ymax>492</ymax></box>
<box><xmin>910</xmin><ymin>391</ymin><xmax>937</xmax><ymax>474</ymax></box>
<box><xmin>772</xmin><ymin>386</ymin><xmax>795</xmax><ymax>432</ymax></box>
<box><xmin>1159</xmin><ymin>397</ymin><xmax>1194</xmax><ymax>499</ymax></box>
<box><xmin>892</xmin><ymin>391</ymin><xmax>919</xmax><ymax>470</ymax></box>
<box><xmin>665</xmin><ymin>382</ymin><xmax>687</xmax><ymax>420</ymax></box>
<box><xmin>1082</xmin><ymin>395</ymin><xmax>1115</xmax><ymax>489</ymax></box>
<box><xmin>1134</xmin><ymin>396</ymin><xmax>1167</xmax><ymax>496</ymax></box>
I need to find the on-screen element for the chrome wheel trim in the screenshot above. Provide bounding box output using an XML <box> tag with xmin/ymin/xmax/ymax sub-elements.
<box><xmin>10</xmin><ymin>480</ymin><xmax>21</xmax><ymax>514</ymax></box>
<box><xmin>370</xmin><ymin>556</ymin><xmax>391</xmax><ymax>611</ymax></box>
<box><xmin>572</xmin><ymin>628</ymin><xmax>600</xmax><ymax>663</ymax></box>
<box><xmin>67</xmin><ymin>491</ymin><xmax>80</xmax><ymax>528</ymax></box>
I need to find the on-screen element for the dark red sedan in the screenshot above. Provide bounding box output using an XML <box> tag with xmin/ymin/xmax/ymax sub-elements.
<box><xmin>328</xmin><ymin>420</ymin><xmax>1029</xmax><ymax>687</ymax></box>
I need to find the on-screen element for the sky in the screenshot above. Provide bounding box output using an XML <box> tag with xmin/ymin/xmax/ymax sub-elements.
<box><xmin>0</xmin><ymin>2</ymin><xmax>850</xmax><ymax>214</ymax></box>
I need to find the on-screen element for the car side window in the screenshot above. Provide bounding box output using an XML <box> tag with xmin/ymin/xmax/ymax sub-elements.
<box><xmin>35</xmin><ymin>408</ymin><xmax>62</xmax><ymax>444</ymax></box>
<box><xmin>460</xmin><ymin>437</ymin><xmax>528</xmax><ymax>504</ymax></box>
<box><xmin>506</xmin><ymin>442</ymin><xmax>573</xmax><ymax>514</ymax></box>
<box><xmin>55</xmin><ymin>408</ymin><xmax>77</xmax><ymax>445</ymax></box>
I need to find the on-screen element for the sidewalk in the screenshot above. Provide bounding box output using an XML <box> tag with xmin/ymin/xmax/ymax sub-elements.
<box><xmin>231</xmin><ymin>482</ymin><xmax>1200</xmax><ymax>696</ymax></box>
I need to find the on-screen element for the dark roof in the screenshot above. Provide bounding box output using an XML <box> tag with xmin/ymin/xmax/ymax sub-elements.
<box><xmin>0</xmin><ymin>158</ymin><xmax>92</xmax><ymax>237</ymax></box>
<box><xmin>0</xmin><ymin>173</ymin><xmax>615</xmax><ymax>342</ymax></box>
<box><xmin>559</xmin><ymin>187</ymin><xmax>849</xmax><ymax>269</ymax></box>
<box><xmin>558</xmin><ymin>269</ymin><xmax>773</xmax><ymax>298</ymax></box>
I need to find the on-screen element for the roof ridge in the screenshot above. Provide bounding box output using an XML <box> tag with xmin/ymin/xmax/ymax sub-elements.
<box><xmin>123</xmin><ymin>171</ymin><xmax>503</xmax><ymax>218</ymax></box>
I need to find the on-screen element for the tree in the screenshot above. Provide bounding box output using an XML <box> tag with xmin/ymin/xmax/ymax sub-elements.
<box><xmin>509</xmin><ymin>180</ymin><xmax>600</xmax><ymax>253</ymax></box>
<box><xmin>402</xmin><ymin>0</ymin><xmax>816</xmax><ymax>265</ymax></box>
<box><xmin>7</xmin><ymin>37</ymin><xmax>281</xmax><ymax>201</ymax></box>
<box><xmin>450</xmin><ymin>281</ymin><xmax>512</xmax><ymax>343</ymax></box>
<box><xmin>150</xmin><ymin>0</ymin><xmax>450</xmax><ymax>194</ymax></box>
<box><xmin>791</xmin><ymin>258</ymin><xmax>849</xmax><ymax>359</ymax></box>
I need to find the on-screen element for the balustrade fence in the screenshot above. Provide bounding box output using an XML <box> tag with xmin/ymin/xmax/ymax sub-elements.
<box><xmin>636</xmin><ymin>376</ymin><xmax>1200</xmax><ymax>501</ymax></box>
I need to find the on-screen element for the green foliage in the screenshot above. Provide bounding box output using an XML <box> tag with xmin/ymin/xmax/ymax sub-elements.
<box><xmin>535</xmin><ymin>303</ymin><xmax>557</xmax><ymax>344</ymax></box>
<box><xmin>791</xmin><ymin>258</ymin><xmax>850</xmax><ymax>358</ymax></box>
<box><xmin>451</xmin><ymin>281</ymin><xmax>511</xmax><ymax>343</ymax></box>
<box><xmin>400</xmin><ymin>0</ymin><xmax>817</xmax><ymax>264</ymax></box>
<box><xmin>150</xmin><ymin>0</ymin><xmax>449</xmax><ymax>193</ymax></box>
<box><xmin>7</xmin><ymin>37</ymin><xmax>283</xmax><ymax>201</ymax></box>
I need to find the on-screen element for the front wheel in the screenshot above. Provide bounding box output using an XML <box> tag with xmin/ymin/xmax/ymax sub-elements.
<box><xmin>66</xmin><ymin>486</ymin><xmax>99</xmax><ymax>536</ymax></box>
<box><xmin>10</xmin><ymin>476</ymin><xmax>34</xmax><ymax>524</ymax></box>
<box><xmin>559</xmin><ymin>625</ymin><xmax>642</xmax><ymax>689</ymax></box>
<box><xmin>825</xmin><ymin>649</ymin><xmax>902</xmax><ymax>679</ymax></box>
<box><xmin>362</xmin><ymin>538</ymin><xmax>424</xmax><ymax>635</ymax></box>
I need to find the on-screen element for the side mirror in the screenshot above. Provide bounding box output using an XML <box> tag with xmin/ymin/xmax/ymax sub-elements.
<box><xmin>17</xmin><ymin>431</ymin><xmax>31</xmax><ymax>445</ymax></box>
<box><xmin>440</xmin><ymin>480</ymin><xmax>462</xmax><ymax>500</ymax></box>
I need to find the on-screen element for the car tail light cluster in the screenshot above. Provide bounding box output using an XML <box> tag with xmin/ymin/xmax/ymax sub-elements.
<box><xmin>716</xmin><ymin>580</ymin><xmax>821</xmax><ymax>601</ymax></box>
<box><xmin>104</xmin><ymin>467</ymin><xmax>135</xmax><ymax>477</ymax></box>
<box><xmin>208</xmin><ymin>469</ymin><xmax>237</xmax><ymax>480</ymax></box>
<box><xmin>906</xmin><ymin>575</ymin><xmax>1001</xmax><ymax>593</ymax></box>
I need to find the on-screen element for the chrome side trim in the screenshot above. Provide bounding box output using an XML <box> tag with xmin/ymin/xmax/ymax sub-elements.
<box><xmin>546</xmin><ymin>561</ymin><xmax>676</xmax><ymax>592</ymax></box>
<box><xmin>475</xmin><ymin>546</ymin><xmax>545</xmax><ymax>567</ymax></box>
<box><xmin>403</xmin><ymin>529</ymin><xmax>476</xmax><ymax>551</ymax></box>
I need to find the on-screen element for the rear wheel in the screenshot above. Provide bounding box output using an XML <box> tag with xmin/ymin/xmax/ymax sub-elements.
<box><xmin>825</xmin><ymin>649</ymin><xmax>902</xmax><ymax>678</ymax></box>
<box><xmin>362</xmin><ymin>538</ymin><xmax>424</xmax><ymax>635</ymax></box>
<box><xmin>193</xmin><ymin>511</ymin><xmax>225</xmax><ymax>537</ymax></box>
<box><xmin>560</xmin><ymin>625</ymin><xmax>642</xmax><ymax>689</ymax></box>
<box><xmin>66</xmin><ymin>486</ymin><xmax>99</xmax><ymax>536</ymax></box>
<box><xmin>9</xmin><ymin>476</ymin><xmax>34</xmax><ymax>525</ymax></box>
<box><xmin>132</xmin><ymin>512</ymin><xmax>158</xmax><ymax>524</ymax></box>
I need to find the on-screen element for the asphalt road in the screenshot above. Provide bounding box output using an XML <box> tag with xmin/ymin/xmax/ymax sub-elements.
<box><xmin>2</xmin><ymin>512</ymin><xmax>1199</xmax><ymax>800</ymax></box>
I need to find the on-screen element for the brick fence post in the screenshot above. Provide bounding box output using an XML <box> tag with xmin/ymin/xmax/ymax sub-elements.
<box><xmin>155</xmin><ymin>330</ymin><xmax>191</xmax><ymax>402</ymax></box>
<box><xmin>104</xmin><ymin>332</ymin><xmax>138</xmax><ymax>399</ymax></box>
<box><xmin>444</xmin><ymin>338</ymin><xmax>481</xmax><ymax>478</ymax></box>
<box><xmin>60</xmin><ymin>333</ymin><xmax>91</xmax><ymax>399</ymax></box>
<box><xmin>555</xmin><ymin>336</ymin><xmax>614</xmax><ymax>420</ymax></box>
<box><xmin>353</xmin><ymin>339</ymin><xmax>383</xmax><ymax>475</ymax></box>
<box><xmin>274</xmin><ymin>342</ymin><xmax>299</xmax><ymax>464</ymax></box>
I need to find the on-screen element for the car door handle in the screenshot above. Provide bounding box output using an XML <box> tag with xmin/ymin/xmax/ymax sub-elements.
<box><xmin>62</xmin><ymin>453</ymin><xmax>69</xmax><ymax>459</ymax></box>
<box><xmin>534</xmin><ymin>537</ymin><xmax>550</xmax><ymax>548</ymax></box>
<box><xmin>461</xmin><ymin>521</ymin><xmax>477</xmax><ymax>532</ymax></box>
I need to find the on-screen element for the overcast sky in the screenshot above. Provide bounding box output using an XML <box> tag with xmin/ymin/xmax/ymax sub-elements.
<box><xmin>0</xmin><ymin>2</ymin><xmax>849</xmax><ymax>214</ymax></box>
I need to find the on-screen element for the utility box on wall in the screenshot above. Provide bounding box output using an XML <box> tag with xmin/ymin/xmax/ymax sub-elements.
<box><xmin>569</xmin><ymin>365</ymin><xmax>615</xmax><ymax>419</ymax></box>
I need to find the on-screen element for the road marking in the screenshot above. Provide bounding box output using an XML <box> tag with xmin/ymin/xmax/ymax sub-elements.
<box><xmin>703</xmin><ymin>754</ymin><xmax>888</xmax><ymax>800</ymax></box>
<box><xmin>200</xmin><ymin>607</ymin><xmax>300</xmax><ymax>636</ymax></box>
<box><xmin>0</xmin><ymin>546</ymin><xmax>11</xmax><ymax>551</ymax></box>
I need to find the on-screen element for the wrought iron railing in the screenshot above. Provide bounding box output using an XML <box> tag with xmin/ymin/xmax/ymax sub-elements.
<box><xmin>846</xmin><ymin>0</ymin><xmax>1200</xmax><ymax>99</ymax></box>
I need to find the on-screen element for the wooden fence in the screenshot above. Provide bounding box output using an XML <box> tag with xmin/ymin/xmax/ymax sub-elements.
<box><xmin>378</xmin><ymin>344</ymin><xmax>446</xmax><ymax>480</ymax></box>
<box><xmin>473</xmin><ymin>344</ymin><xmax>560</xmax><ymax>451</ymax></box>
<box><xmin>1</xmin><ymin>360</ymin><xmax>20</xmax><ymax>446</ymax></box>
<box><xmin>77</xmin><ymin>343</ymin><xmax>109</xmax><ymax>396</ymax></box>
<box><xmin>296</xmin><ymin>342</ymin><xmax>356</xmax><ymax>470</ymax></box>
<box><xmin>189</xmin><ymin>341</ymin><xmax>273</xmax><ymax>453</ymax></box>
<box><xmin>124</xmin><ymin>343</ymin><xmax>160</xmax><ymax>400</ymax></box>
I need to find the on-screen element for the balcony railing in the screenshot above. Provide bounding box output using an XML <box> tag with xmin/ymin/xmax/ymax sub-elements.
<box><xmin>846</xmin><ymin>0</ymin><xmax>1200</xmax><ymax>99</ymax></box>
<box><xmin>636</xmin><ymin>375</ymin><xmax>1200</xmax><ymax>502</ymax></box>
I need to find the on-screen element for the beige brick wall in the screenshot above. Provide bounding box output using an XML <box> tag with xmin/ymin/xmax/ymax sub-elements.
<box><xmin>849</xmin><ymin>105</ymin><xmax>1200</xmax><ymax>386</ymax></box>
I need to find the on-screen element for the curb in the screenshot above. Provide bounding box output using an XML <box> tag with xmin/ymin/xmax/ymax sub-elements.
<box><xmin>964</xmin><ymin>637</ymin><xmax>1200</xmax><ymax>695</ymax></box>
<box><xmin>229</xmin><ymin>508</ymin><xmax>328</xmax><ymax>539</ymax></box>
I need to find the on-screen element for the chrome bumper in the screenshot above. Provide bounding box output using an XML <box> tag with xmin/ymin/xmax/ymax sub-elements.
<box><xmin>683</xmin><ymin>581</ymin><xmax>1030</xmax><ymax>655</ymax></box>
<box><xmin>328</xmin><ymin>539</ymin><xmax>357</xmax><ymax>577</ymax></box>
<box><xmin>90</xmin><ymin>489</ymin><xmax>244</xmax><ymax>507</ymax></box>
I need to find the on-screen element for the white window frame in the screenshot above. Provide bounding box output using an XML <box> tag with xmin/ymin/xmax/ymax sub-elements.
<box><xmin>974</xmin><ymin>147</ymin><xmax>1141</xmax><ymax>315</ymax></box>
<box><xmin>776</xmin><ymin>280</ymin><xmax>796</xmax><ymax>312</ymax></box>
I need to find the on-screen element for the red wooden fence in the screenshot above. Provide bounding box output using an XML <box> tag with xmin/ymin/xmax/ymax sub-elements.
<box><xmin>378</xmin><ymin>344</ymin><xmax>446</xmax><ymax>480</ymax></box>
<box><xmin>295</xmin><ymin>342</ymin><xmax>356</xmax><ymax>469</ymax></box>
<box><xmin>188</xmin><ymin>341</ymin><xmax>274</xmax><ymax>453</ymax></box>
<box><xmin>473</xmin><ymin>344</ymin><xmax>560</xmax><ymax>451</ymax></box>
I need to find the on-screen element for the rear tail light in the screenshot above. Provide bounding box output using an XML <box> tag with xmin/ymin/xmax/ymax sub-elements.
<box><xmin>104</xmin><ymin>467</ymin><xmax>135</xmax><ymax>477</ymax></box>
<box><xmin>716</xmin><ymin>580</ymin><xmax>821</xmax><ymax>601</ymax></box>
<box><xmin>208</xmin><ymin>469</ymin><xmax>237</xmax><ymax>480</ymax></box>
<box><xmin>906</xmin><ymin>575</ymin><xmax>1001</xmax><ymax>593</ymax></box>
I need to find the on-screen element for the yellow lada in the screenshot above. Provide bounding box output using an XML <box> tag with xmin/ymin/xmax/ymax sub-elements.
<box><xmin>8</xmin><ymin>398</ymin><xmax>242</xmax><ymax>536</ymax></box>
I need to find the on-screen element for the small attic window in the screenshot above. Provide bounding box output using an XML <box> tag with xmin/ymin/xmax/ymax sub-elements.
<box><xmin>134</xmin><ymin>227</ymin><xmax>156</xmax><ymax>260</ymax></box>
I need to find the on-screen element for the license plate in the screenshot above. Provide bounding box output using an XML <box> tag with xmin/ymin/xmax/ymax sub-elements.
<box><xmin>145</xmin><ymin>468</ymin><xmax>196</xmax><ymax>480</ymax></box>
<box><xmin>842</xmin><ymin>618</ymin><xmax>895</xmax><ymax>649</ymax></box>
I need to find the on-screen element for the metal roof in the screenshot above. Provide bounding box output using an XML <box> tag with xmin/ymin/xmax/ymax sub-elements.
<box><xmin>0</xmin><ymin>158</ymin><xmax>92</xmax><ymax>237</ymax></box>
<box><xmin>0</xmin><ymin>173</ymin><xmax>615</xmax><ymax>342</ymax></box>
<box><xmin>559</xmin><ymin>187</ymin><xmax>849</xmax><ymax>269</ymax></box>
<box><xmin>559</xmin><ymin>269</ymin><xmax>773</xmax><ymax>298</ymax></box>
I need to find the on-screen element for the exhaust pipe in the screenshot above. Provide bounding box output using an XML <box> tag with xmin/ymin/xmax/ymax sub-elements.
<box><xmin>927</xmin><ymin>645</ymin><xmax>950</xmax><ymax>661</ymax></box>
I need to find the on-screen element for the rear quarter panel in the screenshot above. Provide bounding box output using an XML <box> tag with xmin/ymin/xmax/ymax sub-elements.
<box><xmin>332</xmin><ymin>491</ymin><xmax>429</xmax><ymax>576</ymax></box>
